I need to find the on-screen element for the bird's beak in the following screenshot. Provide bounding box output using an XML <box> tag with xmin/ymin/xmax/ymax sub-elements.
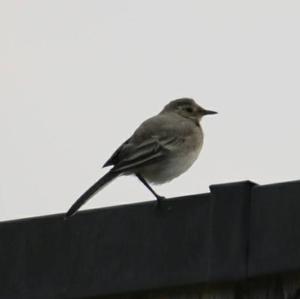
<box><xmin>203</xmin><ymin>109</ymin><xmax>218</xmax><ymax>115</ymax></box>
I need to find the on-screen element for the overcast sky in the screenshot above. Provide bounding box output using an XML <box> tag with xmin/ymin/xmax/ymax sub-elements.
<box><xmin>1</xmin><ymin>0</ymin><xmax>300</xmax><ymax>221</ymax></box>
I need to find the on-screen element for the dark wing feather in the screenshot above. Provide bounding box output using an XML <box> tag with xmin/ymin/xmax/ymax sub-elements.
<box><xmin>103</xmin><ymin>138</ymin><xmax>131</xmax><ymax>167</ymax></box>
<box><xmin>109</xmin><ymin>136</ymin><xmax>177</xmax><ymax>173</ymax></box>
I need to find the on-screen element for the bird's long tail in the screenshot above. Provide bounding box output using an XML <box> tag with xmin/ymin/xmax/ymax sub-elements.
<box><xmin>65</xmin><ymin>171</ymin><xmax>119</xmax><ymax>219</ymax></box>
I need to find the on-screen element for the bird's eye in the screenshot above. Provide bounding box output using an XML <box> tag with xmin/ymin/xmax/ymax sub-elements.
<box><xmin>184</xmin><ymin>107</ymin><xmax>193</xmax><ymax>113</ymax></box>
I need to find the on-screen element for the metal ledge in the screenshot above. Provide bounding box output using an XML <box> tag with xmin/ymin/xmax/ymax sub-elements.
<box><xmin>1</xmin><ymin>180</ymin><xmax>300</xmax><ymax>299</ymax></box>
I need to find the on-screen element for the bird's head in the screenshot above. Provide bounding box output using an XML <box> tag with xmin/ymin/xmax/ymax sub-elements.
<box><xmin>162</xmin><ymin>98</ymin><xmax>217</xmax><ymax>123</ymax></box>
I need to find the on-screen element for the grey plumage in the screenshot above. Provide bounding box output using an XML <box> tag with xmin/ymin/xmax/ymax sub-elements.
<box><xmin>65</xmin><ymin>98</ymin><xmax>216</xmax><ymax>218</ymax></box>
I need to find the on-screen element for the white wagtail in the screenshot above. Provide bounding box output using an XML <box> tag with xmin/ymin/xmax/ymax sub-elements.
<box><xmin>65</xmin><ymin>98</ymin><xmax>217</xmax><ymax>218</ymax></box>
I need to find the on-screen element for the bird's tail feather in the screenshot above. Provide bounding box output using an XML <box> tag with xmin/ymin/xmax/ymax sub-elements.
<box><xmin>65</xmin><ymin>171</ymin><xmax>119</xmax><ymax>219</ymax></box>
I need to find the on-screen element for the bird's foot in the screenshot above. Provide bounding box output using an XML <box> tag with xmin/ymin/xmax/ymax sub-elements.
<box><xmin>155</xmin><ymin>196</ymin><xmax>173</xmax><ymax>211</ymax></box>
<box><xmin>155</xmin><ymin>195</ymin><xmax>165</xmax><ymax>207</ymax></box>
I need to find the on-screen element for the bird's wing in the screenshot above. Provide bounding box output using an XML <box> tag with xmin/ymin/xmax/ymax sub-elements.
<box><xmin>103</xmin><ymin>138</ymin><xmax>131</xmax><ymax>167</ymax></box>
<box><xmin>103</xmin><ymin>114</ymin><xmax>186</xmax><ymax>173</ymax></box>
<box><xmin>108</xmin><ymin>135</ymin><xmax>181</xmax><ymax>173</ymax></box>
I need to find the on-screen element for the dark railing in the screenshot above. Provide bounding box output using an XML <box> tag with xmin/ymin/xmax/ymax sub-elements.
<box><xmin>1</xmin><ymin>180</ymin><xmax>300</xmax><ymax>299</ymax></box>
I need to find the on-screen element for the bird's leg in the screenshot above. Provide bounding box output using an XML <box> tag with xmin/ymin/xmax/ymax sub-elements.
<box><xmin>136</xmin><ymin>174</ymin><xmax>165</xmax><ymax>206</ymax></box>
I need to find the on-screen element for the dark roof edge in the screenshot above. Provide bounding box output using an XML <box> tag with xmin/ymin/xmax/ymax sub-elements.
<box><xmin>0</xmin><ymin>179</ymin><xmax>300</xmax><ymax>299</ymax></box>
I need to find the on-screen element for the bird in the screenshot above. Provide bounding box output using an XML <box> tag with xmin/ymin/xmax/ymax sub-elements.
<box><xmin>65</xmin><ymin>98</ymin><xmax>217</xmax><ymax>218</ymax></box>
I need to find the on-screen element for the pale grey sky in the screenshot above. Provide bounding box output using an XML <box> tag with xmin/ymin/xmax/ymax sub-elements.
<box><xmin>1</xmin><ymin>0</ymin><xmax>300</xmax><ymax>220</ymax></box>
